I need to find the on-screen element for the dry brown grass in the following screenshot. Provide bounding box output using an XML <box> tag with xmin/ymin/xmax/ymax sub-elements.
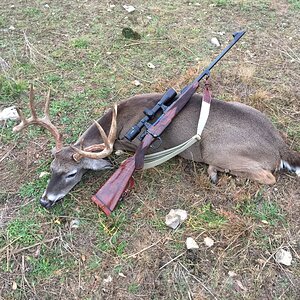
<box><xmin>1</xmin><ymin>0</ymin><xmax>300</xmax><ymax>299</ymax></box>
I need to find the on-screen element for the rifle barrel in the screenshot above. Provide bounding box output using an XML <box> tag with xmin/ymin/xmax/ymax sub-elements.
<box><xmin>194</xmin><ymin>30</ymin><xmax>246</xmax><ymax>83</ymax></box>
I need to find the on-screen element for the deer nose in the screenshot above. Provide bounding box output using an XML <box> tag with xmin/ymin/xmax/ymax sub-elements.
<box><xmin>39</xmin><ymin>197</ymin><xmax>53</xmax><ymax>208</ymax></box>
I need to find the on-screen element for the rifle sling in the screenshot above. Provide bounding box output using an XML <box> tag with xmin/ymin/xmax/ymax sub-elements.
<box><xmin>143</xmin><ymin>81</ymin><xmax>212</xmax><ymax>169</ymax></box>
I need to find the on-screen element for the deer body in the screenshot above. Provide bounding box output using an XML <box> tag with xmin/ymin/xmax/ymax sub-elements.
<box><xmin>15</xmin><ymin>90</ymin><xmax>300</xmax><ymax>208</ymax></box>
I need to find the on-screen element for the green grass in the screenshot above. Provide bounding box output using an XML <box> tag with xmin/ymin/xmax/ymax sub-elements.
<box><xmin>288</xmin><ymin>0</ymin><xmax>300</xmax><ymax>9</ymax></box>
<box><xmin>23</xmin><ymin>7</ymin><xmax>41</xmax><ymax>17</ymax></box>
<box><xmin>72</xmin><ymin>38</ymin><xmax>89</xmax><ymax>49</ymax></box>
<box><xmin>188</xmin><ymin>203</ymin><xmax>228</xmax><ymax>230</ymax></box>
<box><xmin>96</xmin><ymin>210</ymin><xmax>129</xmax><ymax>256</ymax></box>
<box><xmin>0</xmin><ymin>76</ymin><xmax>27</xmax><ymax>103</ymax></box>
<box><xmin>236</xmin><ymin>190</ymin><xmax>286</xmax><ymax>226</ymax></box>
<box><xmin>7</xmin><ymin>218</ymin><xmax>42</xmax><ymax>247</ymax></box>
<box><xmin>128</xmin><ymin>283</ymin><xmax>140</xmax><ymax>294</ymax></box>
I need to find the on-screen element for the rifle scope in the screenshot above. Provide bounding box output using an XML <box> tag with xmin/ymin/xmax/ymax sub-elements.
<box><xmin>124</xmin><ymin>87</ymin><xmax>177</xmax><ymax>141</ymax></box>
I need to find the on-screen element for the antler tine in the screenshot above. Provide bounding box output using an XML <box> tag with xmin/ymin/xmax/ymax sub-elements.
<box><xmin>108</xmin><ymin>104</ymin><xmax>117</xmax><ymax>142</ymax></box>
<box><xmin>13</xmin><ymin>85</ymin><xmax>63</xmax><ymax>151</ymax></box>
<box><xmin>44</xmin><ymin>88</ymin><xmax>51</xmax><ymax>120</ymax></box>
<box><xmin>29</xmin><ymin>83</ymin><xmax>37</xmax><ymax>119</ymax></box>
<box><xmin>72</xmin><ymin>104</ymin><xmax>118</xmax><ymax>162</ymax></box>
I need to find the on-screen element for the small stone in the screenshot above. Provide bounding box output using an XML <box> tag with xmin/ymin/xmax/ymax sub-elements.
<box><xmin>186</xmin><ymin>237</ymin><xmax>199</xmax><ymax>250</ymax></box>
<box><xmin>275</xmin><ymin>249</ymin><xmax>292</xmax><ymax>266</ymax></box>
<box><xmin>147</xmin><ymin>62</ymin><xmax>155</xmax><ymax>69</ymax></box>
<box><xmin>261</xmin><ymin>220</ymin><xmax>269</xmax><ymax>224</ymax></box>
<box><xmin>0</xmin><ymin>106</ymin><xmax>19</xmax><ymax>121</ymax></box>
<box><xmin>228</xmin><ymin>271</ymin><xmax>237</xmax><ymax>277</ymax></box>
<box><xmin>204</xmin><ymin>237</ymin><xmax>214</xmax><ymax>247</ymax></box>
<box><xmin>123</xmin><ymin>5</ymin><xmax>135</xmax><ymax>13</ymax></box>
<box><xmin>165</xmin><ymin>209</ymin><xmax>188</xmax><ymax>229</ymax></box>
<box><xmin>44</xmin><ymin>4</ymin><xmax>50</xmax><ymax>8</ymax></box>
<box><xmin>9</xmin><ymin>25</ymin><xmax>15</xmax><ymax>30</ymax></box>
<box><xmin>106</xmin><ymin>51</ymin><xmax>112</xmax><ymax>55</ymax></box>
<box><xmin>211</xmin><ymin>37</ymin><xmax>220</xmax><ymax>47</ymax></box>
<box><xmin>12</xmin><ymin>281</ymin><xmax>17</xmax><ymax>290</ymax></box>
<box><xmin>118</xmin><ymin>272</ymin><xmax>126</xmax><ymax>278</ymax></box>
<box><xmin>146</xmin><ymin>16</ymin><xmax>152</xmax><ymax>20</ymax></box>
<box><xmin>133</xmin><ymin>80</ymin><xmax>141</xmax><ymax>86</ymax></box>
<box><xmin>103</xmin><ymin>275</ymin><xmax>113</xmax><ymax>284</ymax></box>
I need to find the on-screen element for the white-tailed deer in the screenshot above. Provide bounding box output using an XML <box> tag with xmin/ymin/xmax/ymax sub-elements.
<box><xmin>14</xmin><ymin>85</ymin><xmax>300</xmax><ymax>208</ymax></box>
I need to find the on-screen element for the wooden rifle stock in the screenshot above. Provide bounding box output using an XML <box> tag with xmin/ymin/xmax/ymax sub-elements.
<box><xmin>92</xmin><ymin>156</ymin><xmax>136</xmax><ymax>216</ymax></box>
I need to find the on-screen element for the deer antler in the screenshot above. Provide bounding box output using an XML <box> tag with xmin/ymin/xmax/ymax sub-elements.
<box><xmin>13</xmin><ymin>84</ymin><xmax>63</xmax><ymax>151</ymax></box>
<box><xmin>72</xmin><ymin>105</ymin><xmax>118</xmax><ymax>162</ymax></box>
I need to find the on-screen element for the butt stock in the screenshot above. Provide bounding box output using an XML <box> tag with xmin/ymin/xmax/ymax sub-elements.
<box><xmin>92</xmin><ymin>156</ymin><xmax>136</xmax><ymax>216</ymax></box>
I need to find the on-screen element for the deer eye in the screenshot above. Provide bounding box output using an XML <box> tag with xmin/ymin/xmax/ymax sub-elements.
<box><xmin>66</xmin><ymin>171</ymin><xmax>77</xmax><ymax>179</ymax></box>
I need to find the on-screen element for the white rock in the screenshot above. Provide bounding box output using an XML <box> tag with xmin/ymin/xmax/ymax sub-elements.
<box><xmin>9</xmin><ymin>25</ymin><xmax>15</xmax><ymax>30</ymax></box>
<box><xmin>118</xmin><ymin>272</ymin><xmax>126</xmax><ymax>278</ymax></box>
<box><xmin>165</xmin><ymin>209</ymin><xmax>188</xmax><ymax>229</ymax></box>
<box><xmin>147</xmin><ymin>62</ymin><xmax>155</xmax><ymax>69</ymax></box>
<box><xmin>211</xmin><ymin>37</ymin><xmax>220</xmax><ymax>47</ymax></box>
<box><xmin>0</xmin><ymin>106</ymin><xmax>19</xmax><ymax>121</ymax></box>
<box><xmin>44</xmin><ymin>4</ymin><xmax>50</xmax><ymax>8</ymax></box>
<box><xmin>39</xmin><ymin>171</ymin><xmax>50</xmax><ymax>178</ymax></box>
<box><xmin>103</xmin><ymin>275</ymin><xmax>113</xmax><ymax>284</ymax></box>
<box><xmin>275</xmin><ymin>249</ymin><xmax>292</xmax><ymax>266</ymax></box>
<box><xmin>186</xmin><ymin>237</ymin><xmax>199</xmax><ymax>250</ymax></box>
<box><xmin>228</xmin><ymin>271</ymin><xmax>237</xmax><ymax>277</ymax></box>
<box><xmin>123</xmin><ymin>5</ymin><xmax>135</xmax><ymax>13</ymax></box>
<box><xmin>204</xmin><ymin>237</ymin><xmax>214</xmax><ymax>247</ymax></box>
<box><xmin>133</xmin><ymin>79</ymin><xmax>141</xmax><ymax>86</ymax></box>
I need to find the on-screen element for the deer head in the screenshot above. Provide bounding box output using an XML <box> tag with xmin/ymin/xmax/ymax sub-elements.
<box><xmin>14</xmin><ymin>85</ymin><xmax>117</xmax><ymax>208</ymax></box>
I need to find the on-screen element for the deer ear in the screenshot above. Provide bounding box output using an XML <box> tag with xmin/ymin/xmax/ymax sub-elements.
<box><xmin>83</xmin><ymin>158</ymin><xmax>113</xmax><ymax>171</ymax></box>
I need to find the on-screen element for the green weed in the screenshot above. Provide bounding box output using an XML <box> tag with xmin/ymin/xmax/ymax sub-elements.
<box><xmin>96</xmin><ymin>210</ymin><xmax>128</xmax><ymax>255</ymax></box>
<box><xmin>288</xmin><ymin>0</ymin><xmax>300</xmax><ymax>9</ymax></box>
<box><xmin>7</xmin><ymin>218</ymin><xmax>42</xmax><ymax>247</ymax></box>
<box><xmin>128</xmin><ymin>283</ymin><xmax>139</xmax><ymax>294</ymax></box>
<box><xmin>87</xmin><ymin>254</ymin><xmax>102</xmax><ymax>271</ymax></box>
<box><xmin>23</xmin><ymin>7</ymin><xmax>41</xmax><ymax>17</ymax></box>
<box><xmin>189</xmin><ymin>203</ymin><xmax>227</xmax><ymax>229</ymax></box>
<box><xmin>213</xmin><ymin>0</ymin><xmax>231</xmax><ymax>7</ymax></box>
<box><xmin>0</xmin><ymin>77</ymin><xmax>27</xmax><ymax>103</ymax></box>
<box><xmin>19</xmin><ymin>175</ymin><xmax>49</xmax><ymax>200</ymax></box>
<box><xmin>72</xmin><ymin>38</ymin><xmax>89</xmax><ymax>49</ymax></box>
<box><xmin>236</xmin><ymin>191</ymin><xmax>286</xmax><ymax>225</ymax></box>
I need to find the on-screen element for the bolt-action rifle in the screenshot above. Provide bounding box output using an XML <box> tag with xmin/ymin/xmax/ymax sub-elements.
<box><xmin>92</xmin><ymin>30</ymin><xmax>246</xmax><ymax>216</ymax></box>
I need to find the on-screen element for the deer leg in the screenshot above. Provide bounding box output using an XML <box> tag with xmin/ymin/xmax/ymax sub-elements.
<box><xmin>231</xmin><ymin>168</ymin><xmax>276</xmax><ymax>185</ymax></box>
<box><xmin>207</xmin><ymin>165</ymin><xmax>226</xmax><ymax>184</ymax></box>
